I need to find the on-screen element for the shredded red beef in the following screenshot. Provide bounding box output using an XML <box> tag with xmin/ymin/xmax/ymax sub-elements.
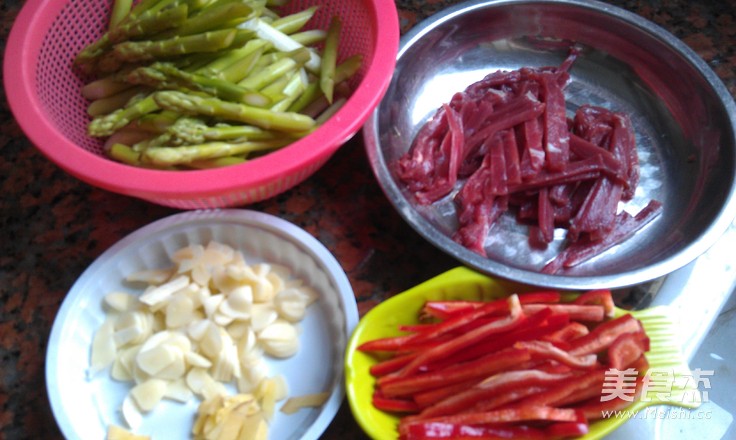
<box><xmin>395</xmin><ymin>49</ymin><xmax>661</xmax><ymax>273</ymax></box>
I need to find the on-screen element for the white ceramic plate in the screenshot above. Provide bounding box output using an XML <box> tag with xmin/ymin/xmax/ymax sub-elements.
<box><xmin>46</xmin><ymin>209</ymin><xmax>359</xmax><ymax>439</ymax></box>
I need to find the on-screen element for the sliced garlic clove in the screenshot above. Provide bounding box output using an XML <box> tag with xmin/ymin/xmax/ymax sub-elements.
<box><xmin>130</xmin><ymin>378</ymin><xmax>168</xmax><ymax>412</ymax></box>
<box><xmin>212</xmin><ymin>311</ymin><xmax>235</xmax><ymax>327</ymax></box>
<box><xmin>103</xmin><ymin>292</ymin><xmax>140</xmax><ymax>313</ymax></box>
<box><xmin>187</xmin><ymin>319</ymin><xmax>211</xmax><ymax>341</ymax></box>
<box><xmin>250</xmin><ymin>277</ymin><xmax>275</xmax><ymax>304</ymax></box>
<box><xmin>185</xmin><ymin>367</ymin><xmax>211</xmax><ymax>396</ymax></box>
<box><xmin>199</xmin><ymin>322</ymin><xmax>224</xmax><ymax>360</ymax></box>
<box><xmin>184</xmin><ymin>350</ymin><xmax>212</xmax><ymax>369</ymax></box>
<box><xmin>257</xmin><ymin>320</ymin><xmax>299</xmax><ymax>358</ymax></box>
<box><xmin>90</xmin><ymin>317</ymin><xmax>117</xmax><ymax>375</ymax></box>
<box><xmin>225</xmin><ymin>321</ymin><xmax>251</xmax><ymax>340</ymax></box>
<box><xmin>202</xmin><ymin>293</ymin><xmax>225</xmax><ymax>319</ymax></box>
<box><xmin>135</xmin><ymin>344</ymin><xmax>178</xmax><ymax>376</ymax></box>
<box><xmin>113</xmin><ymin>344</ymin><xmax>141</xmax><ymax>382</ymax></box>
<box><xmin>125</xmin><ymin>268</ymin><xmax>175</xmax><ymax>285</ymax></box>
<box><xmin>249</xmin><ymin>304</ymin><xmax>278</xmax><ymax>332</ymax></box>
<box><xmin>164</xmin><ymin>293</ymin><xmax>195</xmax><ymax>329</ymax></box>
<box><xmin>154</xmin><ymin>349</ymin><xmax>186</xmax><ymax>380</ymax></box>
<box><xmin>273</xmin><ymin>288</ymin><xmax>311</xmax><ymax>322</ymax></box>
<box><xmin>138</xmin><ymin>275</ymin><xmax>190</xmax><ymax>306</ymax></box>
<box><xmin>121</xmin><ymin>394</ymin><xmax>144</xmax><ymax>431</ymax></box>
<box><xmin>164</xmin><ymin>377</ymin><xmax>193</xmax><ymax>403</ymax></box>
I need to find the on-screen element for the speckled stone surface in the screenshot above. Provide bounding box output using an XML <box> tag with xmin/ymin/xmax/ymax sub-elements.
<box><xmin>0</xmin><ymin>1</ymin><xmax>734</xmax><ymax>439</ymax></box>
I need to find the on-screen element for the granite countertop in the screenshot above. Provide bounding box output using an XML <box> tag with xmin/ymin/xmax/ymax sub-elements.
<box><xmin>1</xmin><ymin>0</ymin><xmax>735</xmax><ymax>439</ymax></box>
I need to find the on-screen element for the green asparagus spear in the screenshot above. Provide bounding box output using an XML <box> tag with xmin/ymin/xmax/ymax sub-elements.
<box><xmin>167</xmin><ymin>117</ymin><xmax>283</xmax><ymax>143</ymax></box>
<box><xmin>186</xmin><ymin>155</ymin><xmax>247</xmax><ymax>169</ymax></box>
<box><xmin>82</xmin><ymin>72</ymin><xmax>136</xmax><ymax>100</ymax></box>
<box><xmin>288</xmin><ymin>53</ymin><xmax>362</xmax><ymax>113</ymax></box>
<box><xmin>127</xmin><ymin>63</ymin><xmax>271</xmax><ymax>107</ymax></box>
<box><xmin>289</xmin><ymin>29</ymin><xmax>326</xmax><ymax>46</ymax></box>
<box><xmin>109</xmin><ymin>143</ymin><xmax>142</xmax><ymax>165</ymax></box>
<box><xmin>269</xmin><ymin>6</ymin><xmax>317</xmax><ymax>34</ymax></box>
<box><xmin>196</xmin><ymin>39</ymin><xmax>270</xmax><ymax>80</ymax></box>
<box><xmin>238</xmin><ymin>56</ymin><xmax>300</xmax><ymax>90</ymax></box>
<box><xmin>108</xmin><ymin>3</ymin><xmax>189</xmax><ymax>43</ymax></box>
<box><xmin>89</xmin><ymin>94</ymin><xmax>160</xmax><ymax>137</ymax></box>
<box><xmin>168</xmin><ymin>0</ymin><xmax>257</xmax><ymax>37</ymax></box>
<box><xmin>152</xmin><ymin>90</ymin><xmax>315</xmax><ymax>132</ymax></box>
<box><xmin>268</xmin><ymin>72</ymin><xmax>307</xmax><ymax>112</ymax></box>
<box><xmin>142</xmin><ymin>138</ymin><xmax>289</xmax><ymax>165</ymax></box>
<box><xmin>112</xmin><ymin>28</ymin><xmax>248</xmax><ymax>62</ymax></box>
<box><xmin>88</xmin><ymin>86</ymin><xmax>151</xmax><ymax>116</ymax></box>
<box><xmin>110</xmin><ymin>0</ymin><xmax>133</xmax><ymax>28</ymax></box>
<box><xmin>320</xmin><ymin>16</ymin><xmax>341</xmax><ymax>104</ymax></box>
<box><xmin>130</xmin><ymin>110</ymin><xmax>181</xmax><ymax>133</ymax></box>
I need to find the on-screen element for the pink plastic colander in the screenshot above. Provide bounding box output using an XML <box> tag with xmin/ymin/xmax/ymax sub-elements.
<box><xmin>4</xmin><ymin>0</ymin><xmax>399</xmax><ymax>209</ymax></box>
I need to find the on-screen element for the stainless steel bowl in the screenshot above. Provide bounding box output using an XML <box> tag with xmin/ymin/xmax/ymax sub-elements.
<box><xmin>364</xmin><ymin>0</ymin><xmax>736</xmax><ymax>289</ymax></box>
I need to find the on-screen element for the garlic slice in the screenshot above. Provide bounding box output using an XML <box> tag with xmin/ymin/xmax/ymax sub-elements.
<box><xmin>90</xmin><ymin>317</ymin><xmax>117</xmax><ymax>375</ymax></box>
<box><xmin>257</xmin><ymin>320</ymin><xmax>299</xmax><ymax>358</ymax></box>
<box><xmin>130</xmin><ymin>378</ymin><xmax>168</xmax><ymax>412</ymax></box>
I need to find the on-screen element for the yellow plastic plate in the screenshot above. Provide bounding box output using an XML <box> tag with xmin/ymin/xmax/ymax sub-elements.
<box><xmin>345</xmin><ymin>267</ymin><xmax>701</xmax><ymax>440</ymax></box>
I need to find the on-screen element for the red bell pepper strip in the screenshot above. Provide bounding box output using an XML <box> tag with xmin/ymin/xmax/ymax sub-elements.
<box><xmin>395</xmin><ymin>295</ymin><xmax>525</xmax><ymax>378</ymax></box>
<box><xmin>378</xmin><ymin>348</ymin><xmax>531</xmax><ymax>398</ymax></box>
<box><xmin>370</xmin><ymin>352</ymin><xmax>417</xmax><ymax>377</ymax></box>
<box><xmin>512</xmin><ymin>369</ymin><xmax>606</xmax><ymax>407</ymax></box>
<box><xmin>522</xmin><ymin>303</ymin><xmax>605</xmax><ymax>322</ymax></box>
<box><xmin>466</xmin><ymin>385</ymin><xmax>549</xmax><ymax>412</ymax></box>
<box><xmin>399</xmin><ymin>422</ymin><xmax>549</xmax><ymax>440</ymax></box>
<box><xmin>357</xmin><ymin>333</ymin><xmax>421</xmax><ymax>353</ymax></box>
<box><xmin>572</xmin><ymin>289</ymin><xmax>615</xmax><ymax>318</ymax></box>
<box><xmin>513</xmin><ymin>340</ymin><xmax>599</xmax><ymax>369</ymax></box>
<box><xmin>421</xmin><ymin>291</ymin><xmax>560</xmax><ymax>320</ymax></box>
<box><xmin>420</xmin><ymin>301</ymin><xmax>479</xmax><ymax>320</ymax></box>
<box><xmin>403</xmin><ymin>406</ymin><xmax>581</xmax><ymax>433</ymax></box>
<box><xmin>413</xmin><ymin>379</ymin><xmax>482</xmax><ymax>409</ymax></box>
<box><xmin>543</xmin><ymin>321</ymin><xmax>590</xmax><ymax>344</ymax></box>
<box><xmin>360</xmin><ymin>300</ymin><xmax>515</xmax><ymax>353</ymax></box>
<box><xmin>607</xmin><ymin>330</ymin><xmax>650</xmax><ymax>370</ymax></box>
<box><xmin>418</xmin><ymin>369</ymin><xmax>576</xmax><ymax>418</ymax></box>
<box><xmin>426</xmin><ymin>308</ymin><xmax>561</xmax><ymax>370</ymax></box>
<box><xmin>568</xmin><ymin>314</ymin><xmax>643</xmax><ymax>356</ymax></box>
<box><xmin>373</xmin><ymin>392</ymin><xmax>421</xmax><ymax>413</ymax></box>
